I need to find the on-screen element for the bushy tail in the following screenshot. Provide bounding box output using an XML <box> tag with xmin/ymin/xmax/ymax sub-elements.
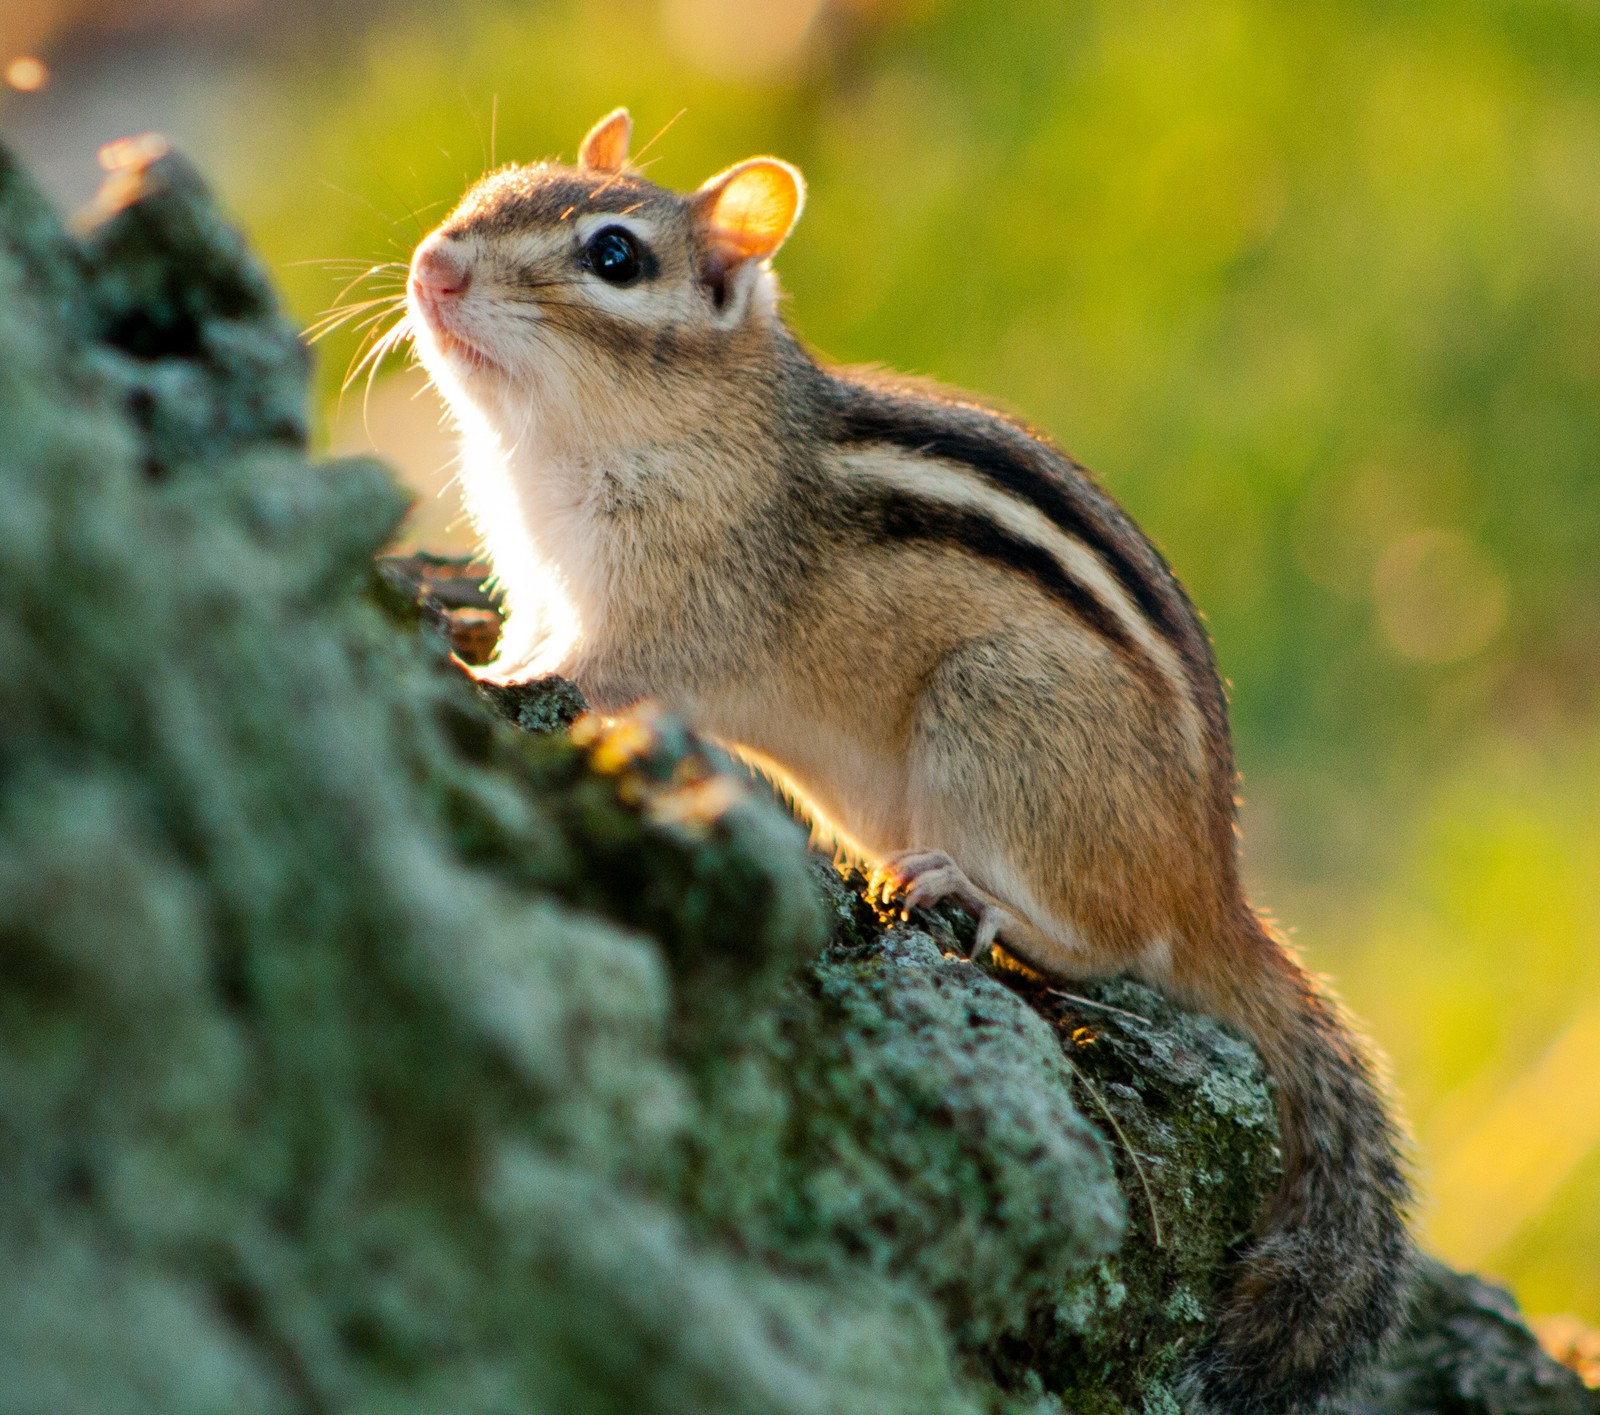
<box><xmin>1183</xmin><ymin>911</ymin><xmax>1415</xmax><ymax>1414</ymax></box>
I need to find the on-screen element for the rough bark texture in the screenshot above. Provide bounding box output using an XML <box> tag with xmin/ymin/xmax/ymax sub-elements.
<box><xmin>0</xmin><ymin>139</ymin><xmax>1593</xmax><ymax>1415</ymax></box>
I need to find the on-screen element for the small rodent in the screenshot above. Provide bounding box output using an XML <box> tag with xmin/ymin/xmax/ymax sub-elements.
<box><xmin>404</xmin><ymin>107</ymin><xmax>1413</xmax><ymax>1414</ymax></box>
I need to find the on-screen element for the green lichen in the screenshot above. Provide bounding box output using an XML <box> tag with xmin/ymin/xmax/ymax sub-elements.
<box><xmin>688</xmin><ymin>891</ymin><xmax>1126</xmax><ymax>1347</ymax></box>
<box><xmin>1330</xmin><ymin>1261</ymin><xmax>1600</xmax><ymax>1415</ymax></box>
<box><xmin>0</xmin><ymin>138</ymin><xmax>1593</xmax><ymax>1415</ymax></box>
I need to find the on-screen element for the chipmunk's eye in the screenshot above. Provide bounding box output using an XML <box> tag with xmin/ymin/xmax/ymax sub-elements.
<box><xmin>585</xmin><ymin>227</ymin><xmax>644</xmax><ymax>286</ymax></box>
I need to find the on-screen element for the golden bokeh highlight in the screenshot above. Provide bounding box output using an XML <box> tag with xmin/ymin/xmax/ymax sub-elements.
<box><xmin>1534</xmin><ymin>1314</ymin><xmax>1600</xmax><ymax>1389</ymax></box>
<box><xmin>659</xmin><ymin>0</ymin><xmax>827</xmax><ymax>79</ymax></box>
<box><xmin>4</xmin><ymin>54</ymin><xmax>48</xmax><ymax>91</ymax></box>
<box><xmin>1372</xmin><ymin>528</ymin><xmax>1506</xmax><ymax>664</ymax></box>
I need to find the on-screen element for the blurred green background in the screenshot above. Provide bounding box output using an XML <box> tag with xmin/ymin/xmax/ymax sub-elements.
<box><xmin>4</xmin><ymin>0</ymin><xmax>1598</xmax><ymax>1338</ymax></box>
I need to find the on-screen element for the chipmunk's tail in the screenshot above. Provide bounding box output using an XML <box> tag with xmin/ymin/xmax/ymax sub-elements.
<box><xmin>1179</xmin><ymin>908</ymin><xmax>1415</xmax><ymax>1415</ymax></box>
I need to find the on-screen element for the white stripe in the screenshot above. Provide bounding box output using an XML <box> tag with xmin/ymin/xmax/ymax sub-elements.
<box><xmin>830</xmin><ymin>445</ymin><xmax>1205</xmax><ymax>766</ymax></box>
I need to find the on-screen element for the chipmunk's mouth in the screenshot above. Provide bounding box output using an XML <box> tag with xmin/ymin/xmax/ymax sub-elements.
<box><xmin>408</xmin><ymin>289</ymin><xmax>502</xmax><ymax>376</ymax></box>
<box><xmin>432</xmin><ymin>326</ymin><xmax>496</xmax><ymax>372</ymax></box>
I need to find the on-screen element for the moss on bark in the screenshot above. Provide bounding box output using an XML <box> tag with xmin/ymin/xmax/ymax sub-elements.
<box><xmin>0</xmin><ymin>139</ymin><xmax>1592</xmax><ymax>1415</ymax></box>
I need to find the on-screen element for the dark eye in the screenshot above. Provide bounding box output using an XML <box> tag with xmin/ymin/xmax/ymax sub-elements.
<box><xmin>585</xmin><ymin>226</ymin><xmax>644</xmax><ymax>285</ymax></box>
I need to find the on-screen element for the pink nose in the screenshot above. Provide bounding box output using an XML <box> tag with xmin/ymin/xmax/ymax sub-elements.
<box><xmin>410</xmin><ymin>234</ymin><xmax>471</xmax><ymax>298</ymax></box>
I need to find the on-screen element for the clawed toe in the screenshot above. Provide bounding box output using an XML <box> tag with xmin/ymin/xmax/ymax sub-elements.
<box><xmin>902</xmin><ymin>862</ymin><xmax>972</xmax><ymax>911</ymax></box>
<box><xmin>971</xmin><ymin>904</ymin><xmax>1004</xmax><ymax>962</ymax></box>
<box><xmin>872</xmin><ymin>849</ymin><xmax>1003</xmax><ymax>959</ymax></box>
<box><xmin>872</xmin><ymin>849</ymin><xmax>971</xmax><ymax>911</ymax></box>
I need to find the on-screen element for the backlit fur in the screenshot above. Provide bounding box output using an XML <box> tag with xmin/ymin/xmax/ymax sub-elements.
<box><xmin>407</xmin><ymin>128</ymin><xmax>1414</xmax><ymax>1415</ymax></box>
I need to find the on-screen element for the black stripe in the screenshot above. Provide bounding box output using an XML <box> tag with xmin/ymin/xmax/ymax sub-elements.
<box><xmin>835</xmin><ymin>404</ymin><xmax>1191</xmax><ymax>655</ymax></box>
<box><xmin>841</xmin><ymin>485</ymin><xmax>1143</xmax><ymax>663</ymax></box>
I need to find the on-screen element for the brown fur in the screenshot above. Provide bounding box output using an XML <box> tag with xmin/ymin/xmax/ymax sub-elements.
<box><xmin>405</xmin><ymin>114</ymin><xmax>1415</xmax><ymax>1414</ymax></box>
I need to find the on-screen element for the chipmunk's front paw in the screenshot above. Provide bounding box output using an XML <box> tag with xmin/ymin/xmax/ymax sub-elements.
<box><xmin>871</xmin><ymin>849</ymin><xmax>1009</xmax><ymax>961</ymax></box>
<box><xmin>468</xmin><ymin>658</ymin><xmax>526</xmax><ymax>685</ymax></box>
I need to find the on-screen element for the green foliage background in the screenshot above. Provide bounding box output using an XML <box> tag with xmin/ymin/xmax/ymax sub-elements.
<box><xmin>85</xmin><ymin>0</ymin><xmax>1600</xmax><ymax>1324</ymax></box>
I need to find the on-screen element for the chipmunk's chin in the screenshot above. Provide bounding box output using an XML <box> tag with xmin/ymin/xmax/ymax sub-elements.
<box><xmin>407</xmin><ymin>297</ymin><xmax>506</xmax><ymax>384</ymax></box>
<box><xmin>423</xmin><ymin>325</ymin><xmax>504</xmax><ymax>379</ymax></box>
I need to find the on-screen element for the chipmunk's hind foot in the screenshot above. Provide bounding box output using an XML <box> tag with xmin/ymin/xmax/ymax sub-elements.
<box><xmin>872</xmin><ymin>849</ymin><xmax>1011</xmax><ymax>960</ymax></box>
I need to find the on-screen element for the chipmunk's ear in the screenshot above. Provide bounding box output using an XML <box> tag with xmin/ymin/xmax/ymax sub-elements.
<box><xmin>578</xmin><ymin>107</ymin><xmax>632</xmax><ymax>172</ymax></box>
<box><xmin>690</xmin><ymin>157</ymin><xmax>805</xmax><ymax>272</ymax></box>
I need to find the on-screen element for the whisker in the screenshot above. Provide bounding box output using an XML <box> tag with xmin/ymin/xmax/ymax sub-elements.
<box><xmin>324</xmin><ymin>267</ymin><xmax>409</xmax><ymax>315</ymax></box>
<box><xmin>348</xmin><ymin>309</ymin><xmax>410</xmax><ymax>375</ymax></box>
<box><xmin>289</xmin><ymin>257</ymin><xmax>409</xmax><ymax>273</ymax></box>
<box><xmin>376</xmin><ymin>177</ymin><xmax>443</xmax><ymax>239</ymax></box>
<box><xmin>301</xmin><ymin>259</ymin><xmax>413</xmax><ymax>343</ymax></box>
<box><xmin>336</xmin><ymin>313</ymin><xmax>416</xmax><ymax>437</ymax></box>
<box><xmin>304</xmin><ymin>292</ymin><xmax>406</xmax><ymax>330</ymax></box>
<box><xmin>518</xmin><ymin>288</ymin><xmax>590</xmax><ymax>306</ymax></box>
<box><xmin>494</xmin><ymin>290</ymin><xmax>591</xmax><ymax>309</ymax></box>
<box><xmin>589</xmin><ymin>167</ymin><xmax>627</xmax><ymax>202</ymax></box>
<box><xmin>303</xmin><ymin>295</ymin><xmax>409</xmax><ymax>346</ymax></box>
<box><xmin>463</xmin><ymin>84</ymin><xmax>489</xmax><ymax>174</ymax></box>
<box><xmin>305</xmin><ymin>310</ymin><xmax>382</xmax><ymax>346</ymax></box>
<box><xmin>498</xmin><ymin>280</ymin><xmax>581</xmax><ymax>295</ymax></box>
<box><xmin>339</xmin><ymin>302</ymin><xmax>414</xmax><ymax>345</ymax></box>
<box><xmin>364</xmin><ymin>321</ymin><xmax>413</xmax><ymax>434</ymax></box>
<box><xmin>337</xmin><ymin>304</ymin><xmax>407</xmax><ymax>355</ymax></box>
<box><xmin>339</xmin><ymin>311</ymin><xmax>413</xmax><ymax>402</ymax></box>
<box><xmin>631</xmin><ymin>107</ymin><xmax>686</xmax><ymax>168</ymax></box>
<box><xmin>318</xmin><ymin>181</ymin><xmax>417</xmax><ymax>251</ymax></box>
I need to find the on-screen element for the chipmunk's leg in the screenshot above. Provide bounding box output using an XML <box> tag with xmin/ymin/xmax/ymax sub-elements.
<box><xmin>870</xmin><ymin>849</ymin><xmax>1016</xmax><ymax>959</ymax></box>
<box><xmin>883</xmin><ymin>632</ymin><xmax>1182</xmax><ymax>982</ymax></box>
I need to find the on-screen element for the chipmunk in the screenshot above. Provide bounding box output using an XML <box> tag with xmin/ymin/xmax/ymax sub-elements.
<box><xmin>402</xmin><ymin>108</ymin><xmax>1413</xmax><ymax>1413</ymax></box>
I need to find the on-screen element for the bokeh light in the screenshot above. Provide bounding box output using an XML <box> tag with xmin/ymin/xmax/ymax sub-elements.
<box><xmin>4</xmin><ymin>56</ymin><xmax>48</xmax><ymax>91</ymax></box>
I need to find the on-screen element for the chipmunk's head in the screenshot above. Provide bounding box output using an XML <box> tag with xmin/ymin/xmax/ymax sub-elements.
<box><xmin>406</xmin><ymin>107</ymin><xmax>805</xmax><ymax>439</ymax></box>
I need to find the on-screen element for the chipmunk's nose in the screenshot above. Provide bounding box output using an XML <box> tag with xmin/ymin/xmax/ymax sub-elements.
<box><xmin>410</xmin><ymin>233</ymin><xmax>472</xmax><ymax>299</ymax></box>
